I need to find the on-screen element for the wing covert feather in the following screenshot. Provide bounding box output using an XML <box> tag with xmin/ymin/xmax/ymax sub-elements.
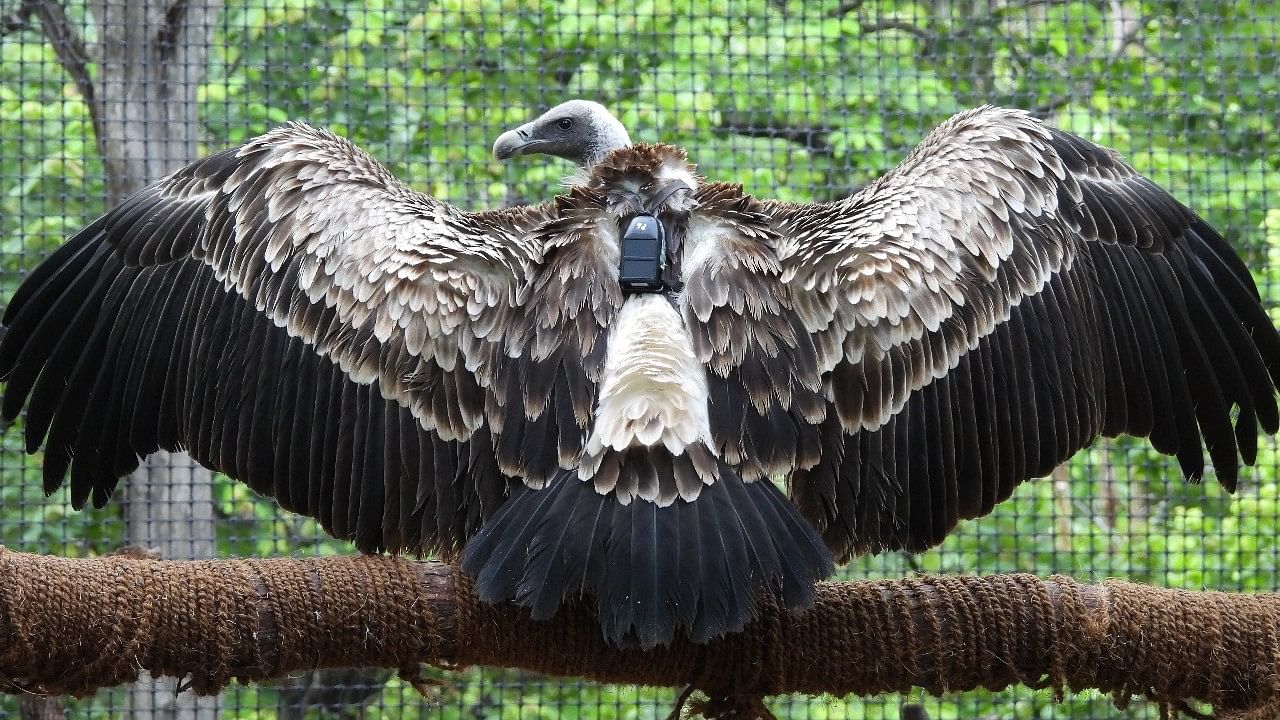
<box><xmin>770</xmin><ymin>106</ymin><xmax>1280</xmax><ymax>558</ymax></box>
<box><xmin>0</xmin><ymin>123</ymin><xmax>546</xmax><ymax>555</ymax></box>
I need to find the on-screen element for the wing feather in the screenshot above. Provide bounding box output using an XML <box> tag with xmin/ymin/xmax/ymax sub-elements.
<box><xmin>0</xmin><ymin>123</ymin><xmax>545</xmax><ymax>555</ymax></box>
<box><xmin>771</xmin><ymin>106</ymin><xmax>1280</xmax><ymax>557</ymax></box>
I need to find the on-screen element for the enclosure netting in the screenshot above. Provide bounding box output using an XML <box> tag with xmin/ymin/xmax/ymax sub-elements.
<box><xmin>1</xmin><ymin>1</ymin><xmax>1278</xmax><ymax>718</ymax></box>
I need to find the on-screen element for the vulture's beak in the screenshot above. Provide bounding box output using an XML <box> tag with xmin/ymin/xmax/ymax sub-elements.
<box><xmin>493</xmin><ymin>125</ymin><xmax>546</xmax><ymax>160</ymax></box>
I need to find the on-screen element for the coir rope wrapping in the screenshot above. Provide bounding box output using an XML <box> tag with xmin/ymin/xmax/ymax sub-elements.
<box><xmin>0</xmin><ymin>547</ymin><xmax>1277</xmax><ymax>718</ymax></box>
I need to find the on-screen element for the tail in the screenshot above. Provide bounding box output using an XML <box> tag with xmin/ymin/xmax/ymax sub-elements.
<box><xmin>460</xmin><ymin>461</ymin><xmax>834</xmax><ymax>648</ymax></box>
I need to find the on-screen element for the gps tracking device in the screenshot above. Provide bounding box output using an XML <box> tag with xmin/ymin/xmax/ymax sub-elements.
<box><xmin>619</xmin><ymin>214</ymin><xmax>666</xmax><ymax>292</ymax></box>
<box><xmin>616</xmin><ymin>179</ymin><xmax>690</xmax><ymax>294</ymax></box>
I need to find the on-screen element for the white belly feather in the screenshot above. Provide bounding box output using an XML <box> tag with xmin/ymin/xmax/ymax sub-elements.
<box><xmin>581</xmin><ymin>294</ymin><xmax>713</xmax><ymax>480</ymax></box>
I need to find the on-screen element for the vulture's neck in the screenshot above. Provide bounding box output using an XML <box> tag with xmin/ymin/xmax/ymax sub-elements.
<box><xmin>581</xmin><ymin>117</ymin><xmax>632</xmax><ymax>171</ymax></box>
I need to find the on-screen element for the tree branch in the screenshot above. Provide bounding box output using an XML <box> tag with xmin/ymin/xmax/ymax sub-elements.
<box><xmin>718</xmin><ymin>116</ymin><xmax>834</xmax><ymax>153</ymax></box>
<box><xmin>1</xmin><ymin>2</ymin><xmax>34</xmax><ymax>33</ymax></box>
<box><xmin>1032</xmin><ymin>1</ymin><xmax>1147</xmax><ymax>117</ymax></box>
<box><xmin>858</xmin><ymin>19</ymin><xmax>935</xmax><ymax>45</ymax></box>
<box><xmin>826</xmin><ymin>0</ymin><xmax>867</xmax><ymax>17</ymax></box>
<box><xmin>0</xmin><ymin>548</ymin><xmax>1277</xmax><ymax>718</ymax></box>
<box><xmin>12</xmin><ymin>0</ymin><xmax>108</xmax><ymax>165</ymax></box>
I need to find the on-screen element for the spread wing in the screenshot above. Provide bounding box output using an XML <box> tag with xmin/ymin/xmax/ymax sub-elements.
<box><xmin>0</xmin><ymin>122</ymin><xmax>550</xmax><ymax>555</ymax></box>
<box><xmin>770</xmin><ymin>106</ymin><xmax>1280</xmax><ymax>558</ymax></box>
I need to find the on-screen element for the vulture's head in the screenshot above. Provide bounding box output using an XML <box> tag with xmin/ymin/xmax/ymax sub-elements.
<box><xmin>492</xmin><ymin>100</ymin><xmax>631</xmax><ymax>169</ymax></box>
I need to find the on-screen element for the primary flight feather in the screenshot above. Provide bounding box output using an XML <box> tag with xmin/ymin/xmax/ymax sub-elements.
<box><xmin>1</xmin><ymin>101</ymin><xmax>1276</xmax><ymax>649</ymax></box>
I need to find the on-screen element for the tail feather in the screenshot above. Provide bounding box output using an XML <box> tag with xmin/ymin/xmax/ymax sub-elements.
<box><xmin>465</xmin><ymin>476</ymin><xmax>562</xmax><ymax>595</ymax></box>
<box><xmin>461</xmin><ymin>461</ymin><xmax>834</xmax><ymax>648</ymax></box>
<box><xmin>599</xmin><ymin>499</ymin><xmax>671</xmax><ymax>648</ymax></box>
<box><xmin>671</xmin><ymin>498</ymin><xmax>706</xmax><ymax>638</ymax></box>
<box><xmin>690</xmin><ymin>480</ymin><xmax>755</xmax><ymax>643</ymax></box>
<box><xmin>520</xmin><ymin>475</ymin><xmax>604</xmax><ymax>619</ymax></box>
<box><xmin>758</xmin><ymin>476</ymin><xmax>836</xmax><ymax>607</ymax></box>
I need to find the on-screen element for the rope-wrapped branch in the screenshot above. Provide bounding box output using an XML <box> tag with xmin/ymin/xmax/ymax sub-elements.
<box><xmin>0</xmin><ymin>547</ymin><xmax>1277</xmax><ymax>718</ymax></box>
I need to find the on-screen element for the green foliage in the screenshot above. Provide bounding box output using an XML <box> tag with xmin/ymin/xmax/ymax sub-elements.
<box><xmin>1</xmin><ymin>0</ymin><xmax>1279</xmax><ymax>717</ymax></box>
<box><xmin>0</xmin><ymin>12</ymin><xmax>102</xmax><ymax>295</ymax></box>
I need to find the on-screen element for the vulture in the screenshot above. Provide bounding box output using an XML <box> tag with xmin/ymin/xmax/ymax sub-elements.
<box><xmin>2</xmin><ymin>100</ymin><xmax>1279</xmax><ymax>650</ymax></box>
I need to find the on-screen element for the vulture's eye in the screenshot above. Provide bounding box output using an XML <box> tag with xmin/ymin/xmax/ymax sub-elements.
<box><xmin>556</xmin><ymin>118</ymin><xmax>573</xmax><ymax>130</ymax></box>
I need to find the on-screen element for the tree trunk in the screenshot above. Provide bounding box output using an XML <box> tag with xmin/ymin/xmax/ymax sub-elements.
<box><xmin>84</xmin><ymin>0</ymin><xmax>223</xmax><ymax>716</ymax></box>
<box><xmin>19</xmin><ymin>697</ymin><xmax>65</xmax><ymax>720</ymax></box>
<box><xmin>90</xmin><ymin>0</ymin><xmax>221</xmax><ymax>204</ymax></box>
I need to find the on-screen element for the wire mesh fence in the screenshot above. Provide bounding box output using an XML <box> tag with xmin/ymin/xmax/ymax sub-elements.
<box><xmin>0</xmin><ymin>0</ymin><xmax>1277</xmax><ymax>717</ymax></box>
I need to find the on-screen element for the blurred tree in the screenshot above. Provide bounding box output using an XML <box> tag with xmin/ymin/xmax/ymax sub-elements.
<box><xmin>0</xmin><ymin>0</ymin><xmax>1277</xmax><ymax>717</ymax></box>
<box><xmin>274</xmin><ymin>668</ymin><xmax>394</xmax><ymax>720</ymax></box>
<box><xmin>5</xmin><ymin>0</ymin><xmax>223</xmax><ymax>717</ymax></box>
